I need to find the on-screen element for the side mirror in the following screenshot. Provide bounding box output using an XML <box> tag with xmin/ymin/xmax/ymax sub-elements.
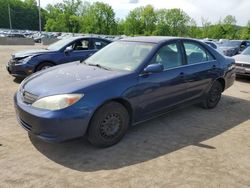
<box><xmin>64</xmin><ymin>46</ymin><xmax>73</xmax><ymax>54</ymax></box>
<box><xmin>143</xmin><ymin>63</ymin><xmax>164</xmax><ymax>74</ymax></box>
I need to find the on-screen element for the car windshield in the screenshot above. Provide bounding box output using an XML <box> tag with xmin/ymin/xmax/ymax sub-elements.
<box><xmin>85</xmin><ymin>41</ymin><xmax>155</xmax><ymax>71</ymax></box>
<box><xmin>242</xmin><ymin>46</ymin><xmax>250</xmax><ymax>55</ymax></box>
<box><xmin>220</xmin><ymin>41</ymin><xmax>241</xmax><ymax>48</ymax></box>
<box><xmin>47</xmin><ymin>38</ymin><xmax>74</xmax><ymax>51</ymax></box>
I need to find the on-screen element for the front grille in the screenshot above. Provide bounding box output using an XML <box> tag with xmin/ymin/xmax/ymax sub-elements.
<box><xmin>236</xmin><ymin>63</ymin><xmax>250</xmax><ymax>68</ymax></box>
<box><xmin>19</xmin><ymin>117</ymin><xmax>32</xmax><ymax>131</ymax></box>
<box><xmin>9</xmin><ymin>59</ymin><xmax>17</xmax><ymax>65</ymax></box>
<box><xmin>22</xmin><ymin>91</ymin><xmax>38</xmax><ymax>104</ymax></box>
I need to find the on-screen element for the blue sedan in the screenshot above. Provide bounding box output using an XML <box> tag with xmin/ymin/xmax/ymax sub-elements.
<box><xmin>14</xmin><ymin>37</ymin><xmax>236</xmax><ymax>147</ymax></box>
<box><xmin>6</xmin><ymin>36</ymin><xmax>111</xmax><ymax>78</ymax></box>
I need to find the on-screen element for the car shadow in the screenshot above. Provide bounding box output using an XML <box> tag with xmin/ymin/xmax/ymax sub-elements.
<box><xmin>236</xmin><ymin>76</ymin><xmax>250</xmax><ymax>83</ymax></box>
<box><xmin>30</xmin><ymin>95</ymin><xmax>250</xmax><ymax>172</ymax></box>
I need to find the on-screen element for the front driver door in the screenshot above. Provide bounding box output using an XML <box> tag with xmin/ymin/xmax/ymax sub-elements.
<box><xmin>62</xmin><ymin>38</ymin><xmax>94</xmax><ymax>63</ymax></box>
<box><xmin>136</xmin><ymin>41</ymin><xmax>188</xmax><ymax>121</ymax></box>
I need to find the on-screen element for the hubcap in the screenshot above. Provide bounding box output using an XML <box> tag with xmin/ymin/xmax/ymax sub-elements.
<box><xmin>209</xmin><ymin>86</ymin><xmax>220</xmax><ymax>103</ymax></box>
<box><xmin>100</xmin><ymin>113</ymin><xmax>122</xmax><ymax>139</ymax></box>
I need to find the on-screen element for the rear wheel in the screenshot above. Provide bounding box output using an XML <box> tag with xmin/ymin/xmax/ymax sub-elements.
<box><xmin>201</xmin><ymin>81</ymin><xmax>223</xmax><ymax>109</ymax></box>
<box><xmin>87</xmin><ymin>102</ymin><xmax>129</xmax><ymax>148</ymax></box>
<box><xmin>36</xmin><ymin>62</ymin><xmax>54</xmax><ymax>71</ymax></box>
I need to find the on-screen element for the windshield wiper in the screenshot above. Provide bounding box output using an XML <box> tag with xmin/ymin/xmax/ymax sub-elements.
<box><xmin>86</xmin><ymin>63</ymin><xmax>112</xmax><ymax>71</ymax></box>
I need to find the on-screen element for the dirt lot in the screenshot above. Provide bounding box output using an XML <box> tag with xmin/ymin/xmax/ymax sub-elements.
<box><xmin>0</xmin><ymin>45</ymin><xmax>250</xmax><ymax>188</ymax></box>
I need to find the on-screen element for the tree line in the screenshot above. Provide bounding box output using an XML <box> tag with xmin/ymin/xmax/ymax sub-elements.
<box><xmin>1</xmin><ymin>0</ymin><xmax>250</xmax><ymax>40</ymax></box>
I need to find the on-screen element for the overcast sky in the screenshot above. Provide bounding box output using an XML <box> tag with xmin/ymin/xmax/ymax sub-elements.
<box><xmin>40</xmin><ymin>0</ymin><xmax>250</xmax><ymax>26</ymax></box>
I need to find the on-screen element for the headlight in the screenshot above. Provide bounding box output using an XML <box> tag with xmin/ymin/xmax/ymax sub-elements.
<box><xmin>16</xmin><ymin>56</ymin><xmax>32</xmax><ymax>64</ymax></box>
<box><xmin>32</xmin><ymin>94</ymin><xmax>84</xmax><ymax>110</ymax></box>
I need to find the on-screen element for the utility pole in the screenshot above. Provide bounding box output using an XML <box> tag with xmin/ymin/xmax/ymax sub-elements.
<box><xmin>8</xmin><ymin>3</ymin><xmax>12</xmax><ymax>30</ymax></box>
<box><xmin>38</xmin><ymin>0</ymin><xmax>42</xmax><ymax>33</ymax></box>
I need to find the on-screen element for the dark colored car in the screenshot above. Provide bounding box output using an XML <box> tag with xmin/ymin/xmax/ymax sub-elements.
<box><xmin>6</xmin><ymin>36</ymin><xmax>111</xmax><ymax>78</ymax></box>
<box><xmin>14</xmin><ymin>37</ymin><xmax>236</xmax><ymax>147</ymax></box>
<box><xmin>218</xmin><ymin>40</ymin><xmax>250</xmax><ymax>57</ymax></box>
<box><xmin>233</xmin><ymin>46</ymin><xmax>250</xmax><ymax>77</ymax></box>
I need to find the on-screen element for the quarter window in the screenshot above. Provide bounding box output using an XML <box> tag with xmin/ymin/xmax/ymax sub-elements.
<box><xmin>184</xmin><ymin>42</ymin><xmax>215</xmax><ymax>64</ymax></box>
<box><xmin>150</xmin><ymin>43</ymin><xmax>182</xmax><ymax>69</ymax></box>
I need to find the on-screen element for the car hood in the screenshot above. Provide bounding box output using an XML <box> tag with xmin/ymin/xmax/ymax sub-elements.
<box><xmin>12</xmin><ymin>49</ymin><xmax>53</xmax><ymax>59</ymax></box>
<box><xmin>233</xmin><ymin>55</ymin><xmax>250</xmax><ymax>64</ymax></box>
<box><xmin>21</xmin><ymin>62</ymin><xmax>128</xmax><ymax>97</ymax></box>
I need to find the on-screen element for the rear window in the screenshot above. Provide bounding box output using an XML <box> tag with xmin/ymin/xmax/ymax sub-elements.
<box><xmin>184</xmin><ymin>42</ymin><xmax>215</xmax><ymax>64</ymax></box>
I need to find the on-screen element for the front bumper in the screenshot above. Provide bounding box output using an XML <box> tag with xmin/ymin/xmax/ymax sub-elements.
<box><xmin>14</xmin><ymin>92</ymin><xmax>92</xmax><ymax>142</ymax></box>
<box><xmin>235</xmin><ymin>66</ymin><xmax>250</xmax><ymax>77</ymax></box>
<box><xmin>6</xmin><ymin>60</ymin><xmax>34</xmax><ymax>78</ymax></box>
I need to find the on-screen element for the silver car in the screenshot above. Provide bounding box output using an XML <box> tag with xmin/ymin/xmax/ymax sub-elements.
<box><xmin>233</xmin><ymin>47</ymin><xmax>250</xmax><ymax>77</ymax></box>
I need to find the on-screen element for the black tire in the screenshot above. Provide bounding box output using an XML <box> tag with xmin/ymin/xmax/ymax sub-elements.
<box><xmin>87</xmin><ymin>102</ymin><xmax>129</xmax><ymax>148</ymax></box>
<box><xmin>36</xmin><ymin>62</ymin><xmax>54</xmax><ymax>71</ymax></box>
<box><xmin>201</xmin><ymin>81</ymin><xmax>223</xmax><ymax>109</ymax></box>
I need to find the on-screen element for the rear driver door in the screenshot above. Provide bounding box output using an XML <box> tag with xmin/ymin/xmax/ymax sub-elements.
<box><xmin>181</xmin><ymin>40</ymin><xmax>218</xmax><ymax>100</ymax></box>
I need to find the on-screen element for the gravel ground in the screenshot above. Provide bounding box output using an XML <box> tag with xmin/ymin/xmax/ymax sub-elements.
<box><xmin>0</xmin><ymin>45</ymin><xmax>250</xmax><ymax>188</ymax></box>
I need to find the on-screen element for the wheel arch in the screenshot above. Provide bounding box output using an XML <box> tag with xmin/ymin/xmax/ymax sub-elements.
<box><xmin>216</xmin><ymin>77</ymin><xmax>225</xmax><ymax>91</ymax></box>
<box><xmin>35</xmin><ymin>61</ymin><xmax>56</xmax><ymax>72</ymax></box>
<box><xmin>86</xmin><ymin>97</ymin><xmax>134</xmax><ymax>134</ymax></box>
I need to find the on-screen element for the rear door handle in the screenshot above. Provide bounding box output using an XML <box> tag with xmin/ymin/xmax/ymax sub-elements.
<box><xmin>179</xmin><ymin>72</ymin><xmax>184</xmax><ymax>78</ymax></box>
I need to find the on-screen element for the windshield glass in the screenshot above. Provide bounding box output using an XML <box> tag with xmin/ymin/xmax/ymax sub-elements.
<box><xmin>85</xmin><ymin>41</ymin><xmax>155</xmax><ymax>71</ymax></box>
<box><xmin>242</xmin><ymin>46</ymin><xmax>250</xmax><ymax>55</ymax></box>
<box><xmin>47</xmin><ymin>38</ymin><xmax>74</xmax><ymax>51</ymax></box>
<box><xmin>220</xmin><ymin>41</ymin><xmax>241</xmax><ymax>48</ymax></box>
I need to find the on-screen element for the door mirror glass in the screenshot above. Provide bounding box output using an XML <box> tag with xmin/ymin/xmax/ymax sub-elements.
<box><xmin>64</xmin><ymin>46</ymin><xmax>73</xmax><ymax>54</ymax></box>
<box><xmin>143</xmin><ymin>63</ymin><xmax>164</xmax><ymax>74</ymax></box>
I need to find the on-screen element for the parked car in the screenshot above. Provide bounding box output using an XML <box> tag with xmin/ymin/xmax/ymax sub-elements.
<box><xmin>218</xmin><ymin>40</ymin><xmax>239</xmax><ymax>57</ymax></box>
<box><xmin>14</xmin><ymin>36</ymin><xmax>236</xmax><ymax>147</ymax></box>
<box><xmin>6</xmin><ymin>36</ymin><xmax>111</xmax><ymax>78</ymax></box>
<box><xmin>233</xmin><ymin>46</ymin><xmax>250</xmax><ymax>77</ymax></box>
<box><xmin>33</xmin><ymin>33</ymin><xmax>57</xmax><ymax>43</ymax></box>
<box><xmin>6</xmin><ymin>33</ymin><xmax>26</xmax><ymax>38</ymax></box>
<box><xmin>218</xmin><ymin>40</ymin><xmax>249</xmax><ymax>57</ymax></box>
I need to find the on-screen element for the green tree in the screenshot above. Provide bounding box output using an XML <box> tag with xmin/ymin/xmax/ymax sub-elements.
<box><xmin>0</xmin><ymin>0</ymin><xmax>46</xmax><ymax>30</ymax></box>
<box><xmin>80</xmin><ymin>2</ymin><xmax>117</xmax><ymax>34</ymax></box>
<box><xmin>45</xmin><ymin>0</ymin><xmax>82</xmax><ymax>32</ymax></box>
<box><xmin>165</xmin><ymin>9</ymin><xmax>190</xmax><ymax>36</ymax></box>
<box><xmin>153</xmin><ymin>8</ymin><xmax>190</xmax><ymax>36</ymax></box>
<box><xmin>124</xmin><ymin>7</ymin><xmax>143</xmax><ymax>35</ymax></box>
<box><xmin>187</xmin><ymin>19</ymin><xmax>202</xmax><ymax>38</ymax></box>
<box><xmin>240</xmin><ymin>21</ymin><xmax>250</xmax><ymax>40</ymax></box>
<box><xmin>141</xmin><ymin>5</ymin><xmax>156</xmax><ymax>35</ymax></box>
<box><xmin>222</xmin><ymin>15</ymin><xmax>238</xmax><ymax>39</ymax></box>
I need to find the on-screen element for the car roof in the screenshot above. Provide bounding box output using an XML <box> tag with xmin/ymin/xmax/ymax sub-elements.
<box><xmin>62</xmin><ymin>36</ymin><xmax>111</xmax><ymax>42</ymax></box>
<box><xmin>120</xmin><ymin>36</ymin><xmax>198</xmax><ymax>44</ymax></box>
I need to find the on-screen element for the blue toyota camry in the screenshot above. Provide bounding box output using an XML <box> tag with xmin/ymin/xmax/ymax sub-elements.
<box><xmin>14</xmin><ymin>37</ymin><xmax>236</xmax><ymax>147</ymax></box>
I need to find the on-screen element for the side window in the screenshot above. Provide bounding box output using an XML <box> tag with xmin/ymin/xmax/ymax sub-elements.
<box><xmin>150</xmin><ymin>43</ymin><xmax>182</xmax><ymax>69</ymax></box>
<box><xmin>93</xmin><ymin>39</ymin><xmax>110</xmax><ymax>50</ymax></box>
<box><xmin>71</xmin><ymin>39</ymin><xmax>89</xmax><ymax>51</ymax></box>
<box><xmin>184</xmin><ymin>42</ymin><xmax>215</xmax><ymax>64</ymax></box>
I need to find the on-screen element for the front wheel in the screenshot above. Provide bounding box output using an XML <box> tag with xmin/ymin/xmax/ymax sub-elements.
<box><xmin>201</xmin><ymin>81</ymin><xmax>223</xmax><ymax>109</ymax></box>
<box><xmin>36</xmin><ymin>62</ymin><xmax>54</xmax><ymax>71</ymax></box>
<box><xmin>87</xmin><ymin>102</ymin><xmax>129</xmax><ymax>148</ymax></box>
